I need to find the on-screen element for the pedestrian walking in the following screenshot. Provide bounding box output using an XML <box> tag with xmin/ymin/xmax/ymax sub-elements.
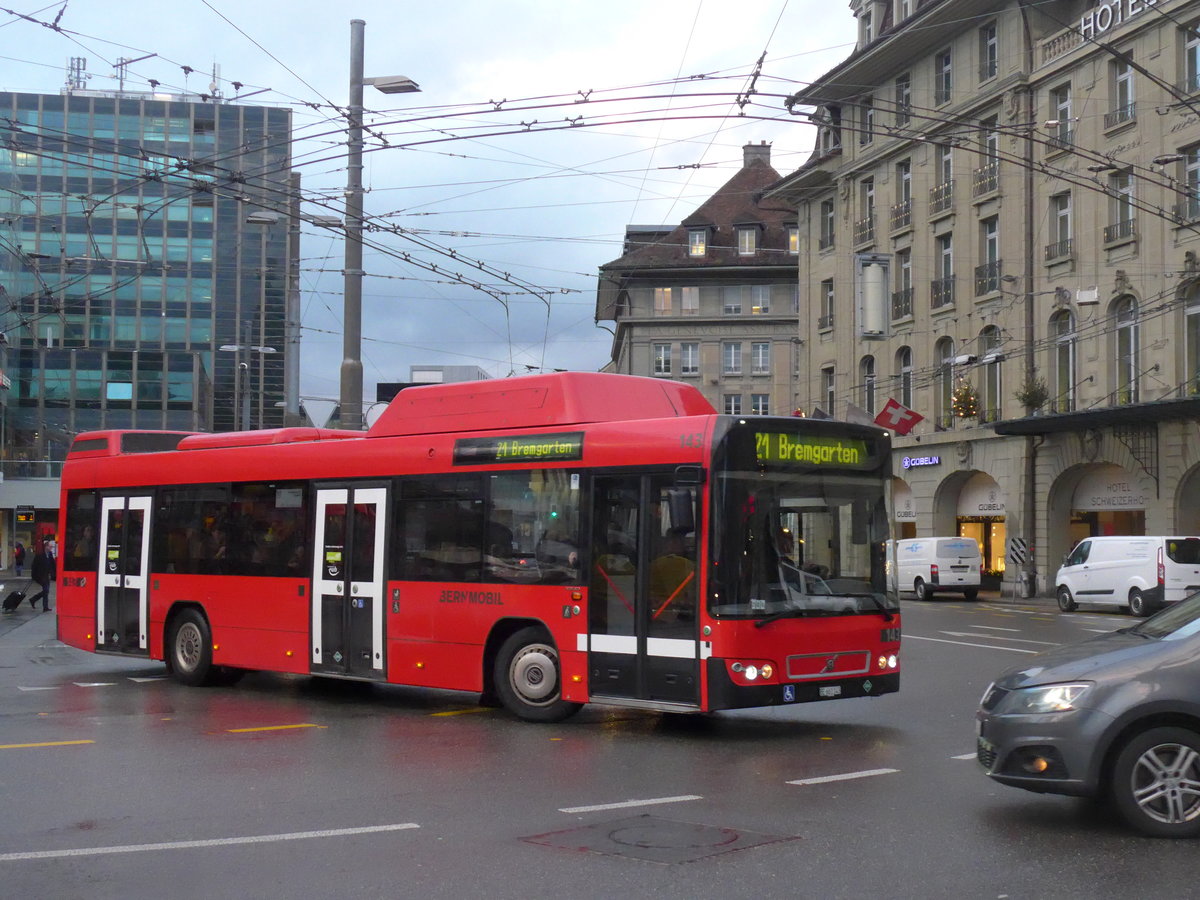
<box><xmin>13</xmin><ymin>541</ymin><xmax>25</xmax><ymax>576</ymax></box>
<box><xmin>27</xmin><ymin>545</ymin><xmax>55</xmax><ymax>612</ymax></box>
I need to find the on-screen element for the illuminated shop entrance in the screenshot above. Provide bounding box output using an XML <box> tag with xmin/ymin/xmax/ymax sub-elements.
<box><xmin>1067</xmin><ymin>465</ymin><xmax>1149</xmax><ymax>543</ymax></box>
<box><xmin>956</xmin><ymin>473</ymin><xmax>1006</xmax><ymax>575</ymax></box>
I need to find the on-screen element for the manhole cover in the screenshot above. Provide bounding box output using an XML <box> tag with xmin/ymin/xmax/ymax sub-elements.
<box><xmin>523</xmin><ymin>814</ymin><xmax>799</xmax><ymax>865</ymax></box>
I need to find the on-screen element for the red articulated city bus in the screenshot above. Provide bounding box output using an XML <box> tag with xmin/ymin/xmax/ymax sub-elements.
<box><xmin>55</xmin><ymin>372</ymin><xmax>900</xmax><ymax>722</ymax></box>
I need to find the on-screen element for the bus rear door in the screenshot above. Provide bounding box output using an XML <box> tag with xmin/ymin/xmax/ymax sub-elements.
<box><xmin>588</xmin><ymin>474</ymin><xmax>700</xmax><ymax>708</ymax></box>
<box><xmin>96</xmin><ymin>494</ymin><xmax>152</xmax><ymax>655</ymax></box>
<box><xmin>311</xmin><ymin>484</ymin><xmax>388</xmax><ymax>679</ymax></box>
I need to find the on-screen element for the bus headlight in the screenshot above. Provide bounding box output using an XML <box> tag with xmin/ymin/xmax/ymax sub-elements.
<box><xmin>744</xmin><ymin>665</ymin><xmax>759</xmax><ymax>681</ymax></box>
<box><xmin>878</xmin><ymin>654</ymin><xmax>899</xmax><ymax>670</ymax></box>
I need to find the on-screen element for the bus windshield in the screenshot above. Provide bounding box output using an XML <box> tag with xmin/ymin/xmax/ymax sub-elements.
<box><xmin>709</xmin><ymin>422</ymin><xmax>895</xmax><ymax>620</ymax></box>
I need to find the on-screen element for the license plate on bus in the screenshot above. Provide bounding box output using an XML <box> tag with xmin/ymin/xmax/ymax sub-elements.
<box><xmin>819</xmin><ymin>685</ymin><xmax>842</xmax><ymax>698</ymax></box>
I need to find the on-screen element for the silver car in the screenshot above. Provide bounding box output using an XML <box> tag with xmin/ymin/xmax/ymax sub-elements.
<box><xmin>977</xmin><ymin>592</ymin><xmax>1200</xmax><ymax>837</ymax></box>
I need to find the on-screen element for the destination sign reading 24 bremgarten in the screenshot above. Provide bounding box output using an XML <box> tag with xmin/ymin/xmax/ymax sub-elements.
<box><xmin>454</xmin><ymin>431</ymin><xmax>585</xmax><ymax>465</ymax></box>
<box><xmin>755</xmin><ymin>432</ymin><xmax>871</xmax><ymax>468</ymax></box>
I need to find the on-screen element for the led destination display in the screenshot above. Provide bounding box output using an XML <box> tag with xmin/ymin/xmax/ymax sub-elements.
<box><xmin>454</xmin><ymin>431</ymin><xmax>584</xmax><ymax>465</ymax></box>
<box><xmin>754</xmin><ymin>432</ymin><xmax>874</xmax><ymax>469</ymax></box>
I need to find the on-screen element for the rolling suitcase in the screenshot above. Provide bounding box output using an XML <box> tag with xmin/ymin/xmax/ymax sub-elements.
<box><xmin>2</xmin><ymin>580</ymin><xmax>33</xmax><ymax>612</ymax></box>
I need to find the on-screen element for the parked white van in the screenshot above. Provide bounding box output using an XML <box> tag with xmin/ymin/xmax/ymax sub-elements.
<box><xmin>1054</xmin><ymin>535</ymin><xmax>1200</xmax><ymax>616</ymax></box>
<box><xmin>887</xmin><ymin>537</ymin><xmax>982</xmax><ymax>601</ymax></box>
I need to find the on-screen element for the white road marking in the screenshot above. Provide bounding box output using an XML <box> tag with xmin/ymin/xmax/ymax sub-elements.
<box><xmin>973</xmin><ymin>626</ymin><xmax>1020</xmax><ymax>632</ymax></box>
<box><xmin>951</xmin><ymin>753</ymin><xmax>977</xmax><ymax>760</ymax></box>
<box><xmin>128</xmin><ymin>676</ymin><xmax>167</xmax><ymax>683</ymax></box>
<box><xmin>16</xmin><ymin>686</ymin><xmax>57</xmax><ymax>692</ymax></box>
<box><xmin>0</xmin><ymin>823</ymin><xmax>420</xmax><ymax>862</ymax></box>
<box><xmin>1083</xmin><ymin>628</ymin><xmax>1116</xmax><ymax>633</ymax></box>
<box><xmin>72</xmin><ymin>682</ymin><xmax>116</xmax><ymax>687</ymax></box>
<box><xmin>559</xmin><ymin>795</ymin><xmax>702</xmax><ymax>814</ymax></box>
<box><xmin>939</xmin><ymin>631</ymin><xmax>1059</xmax><ymax>646</ymax></box>
<box><xmin>787</xmin><ymin>768</ymin><xmax>898</xmax><ymax>786</ymax></box>
<box><xmin>904</xmin><ymin>635</ymin><xmax>1038</xmax><ymax>654</ymax></box>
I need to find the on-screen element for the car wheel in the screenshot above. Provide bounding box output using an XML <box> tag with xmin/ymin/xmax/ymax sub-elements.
<box><xmin>168</xmin><ymin>609</ymin><xmax>215</xmax><ymax>687</ymax></box>
<box><xmin>914</xmin><ymin>578</ymin><xmax>932</xmax><ymax>602</ymax></box>
<box><xmin>962</xmin><ymin>588</ymin><xmax>979</xmax><ymax>601</ymax></box>
<box><xmin>494</xmin><ymin>627</ymin><xmax>583</xmax><ymax>723</ymax></box>
<box><xmin>1128</xmin><ymin>589</ymin><xmax>1152</xmax><ymax>617</ymax></box>
<box><xmin>1111</xmin><ymin>727</ymin><xmax>1200</xmax><ymax>838</ymax></box>
<box><xmin>1056</xmin><ymin>587</ymin><xmax>1077</xmax><ymax>612</ymax></box>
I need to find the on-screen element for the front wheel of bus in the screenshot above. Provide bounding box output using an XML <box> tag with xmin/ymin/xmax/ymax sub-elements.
<box><xmin>495</xmin><ymin>628</ymin><xmax>582</xmax><ymax>723</ymax></box>
<box><xmin>168</xmin><ymin>609</ymin><xmax>215</xmax><ymax>687</ymax></box>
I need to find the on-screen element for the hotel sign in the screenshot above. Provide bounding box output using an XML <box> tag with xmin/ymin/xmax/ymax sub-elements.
<box><xmin>1080</xmin><ymin>0</ymin><xmax>1157</xmax><ymax>40</ymax></box>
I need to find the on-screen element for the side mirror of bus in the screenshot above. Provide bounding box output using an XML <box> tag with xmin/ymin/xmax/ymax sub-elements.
<box><xmin>673</xmin><ymin>465</ymin><xmax>704</xmax><ymax>486</ymax></box>
<box><xmin>666</xmin><ymin>488</ymin><xmax>696</xmax><ymax>534</ymax></box>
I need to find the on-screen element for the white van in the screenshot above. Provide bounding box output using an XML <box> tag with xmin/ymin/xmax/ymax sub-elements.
<box><xmin>887</xmin><ymin>537</ymin><xmax>982</xmax><ymax>601</ymax></box>
<box><xmin>1054</xmin><ymin>535</ymin><xmax>1200</xmax><ymax>616</ymax></box>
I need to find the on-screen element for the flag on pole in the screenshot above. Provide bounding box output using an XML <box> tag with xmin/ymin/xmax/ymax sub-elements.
<box><xmin>874</xmin><ymin>397</ymin><xmax>924</xmax><ymax>435</ymax></box>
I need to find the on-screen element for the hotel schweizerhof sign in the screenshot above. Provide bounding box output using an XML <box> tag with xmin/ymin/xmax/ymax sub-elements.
<box><xmin>1079</xmin><ymin>0</ymin><xmax>1158</xmax><ymax>40</ymax></box>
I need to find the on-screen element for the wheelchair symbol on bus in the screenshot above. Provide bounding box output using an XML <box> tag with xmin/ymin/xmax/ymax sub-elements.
<box><xmin>783</xmin><ymin>684</ymin><xmax>796</xmax><ymax>703</ymax></box>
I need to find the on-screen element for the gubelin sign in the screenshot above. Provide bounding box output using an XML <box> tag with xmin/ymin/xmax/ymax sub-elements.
<box><xmin>1079</xmin><ymin>0</ymin><xmax>1157</xmax><ymax>40</ymax></box>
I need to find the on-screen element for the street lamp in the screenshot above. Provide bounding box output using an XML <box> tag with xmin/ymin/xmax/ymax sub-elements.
<box><xmin>341</xmin><ymin>18</ymin><xmax>421</xmax><ymax>431</ymax></box>
<box><xmin>219</xmin><ymin>342</ymin><xmax>277</xmax><ymax>430</ymax></box>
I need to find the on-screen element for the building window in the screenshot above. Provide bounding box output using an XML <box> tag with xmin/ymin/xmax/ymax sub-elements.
<box><xmin>752</xmin><ymin>342</ymin><xmax>770</xmax><ymax>375</ymax></box>
<box><xmin>688</xmin><ymin>229</ymin><xmax>707</xmax><ymax>257</ymax></box>
<box><xmin>722</xmin><ymin>286</ymin><xmax>743</xmax><ymax>315</ymax></box>
<box><xmin>860</xmin><ymin>95</ymin><xmax>875</xmax><ymax>145</ymax></box>
<box><xmin>935</xmin><ymin>337</ymin><xmax>955</xmax><ymax>427</ymax></box>
<box><xmin>1051</xmin><ymin>309</ymin><xmax>1076</xmax><ymax>412</ymax></box>
<box><xmin>892</xmin><ymin>249</ymin><xmax>913</xmax><ymax>319</ymax></box>
<box><xmin>860</xmin><ymin>355</ymin><xmax>876</xmax><ymax>414</ymax></box>
<box><xmin>979</xmin><ymin>326</ymin><xmax>1002</xmax><ymax>422</ymax></box>
<box><xmin>787</xmin><ymin>225</ymin><xmax>799</xmax><ymax>255</ymax></box>
<box><xmin>819</xmin><ymin>279</ymin><xmax>835</xmax><ymax>330</ymax></box>
<box><xmin>681</xmin><ymin>286</ymin><xmax>699</xmax><ymax>315</ymax></box>
<box><xmin>737</xmin><ymin>227</ymin><xmax>757</xmax><ymax>256</ymax></box>
<box><xmin>653</xmin><ymin>343</ymin><xmax>671</xmax><ymax>376</ymax></box>
<box><xmin>892</xmin><ymin>159</ymin><xmax>912</xmax><ymax>230</ymax></box>
<box><xmin>895</xmin><ymin>73</ymin><xmax>912</xmax><ymax>126</ymax></box>
<box><xmin>976</xmin><ymin>216</ymin><xmax>1000</xmax><ymax>296</ymax></box>
<box><xmin>1180</xmin><ymin>147</ymin><xmax>1200</xmax><ymax>222</ymax></box>
<box><xmin>653</xmin><ymin>287</ymin><xmax>672</xmax><ymax>316</ymax></box>
<box><xmin>751</xmin><ymin>393</ymin><xmax>770</xmax><ymax>416</ymax></box>
<box><xmin>821</xmin><ymin>366</ymin><xmax>836</xmax><ymax>414</ymax></box>
<box><xmin>1186</xmin><ymin>287</ymin><xmax>1200</xmax><ymax>395</ymax></box>
<box><xmin>723</xmin><ymin>342</ymin><xmax>742</xmax><ymax>375</ymax></box>
<box><xmin>1115</xmin><ymin>296</ymin><xmax>1139</xmax><ymax>404</ymax></box>
<box><xmin>1108</xmin><ymin>56</ymin><xmax>1136</xmax><ymax>128</ymax></box>
<box><xmin>750</xmin><ymin>285</ymin><xmax>770</xmax><ymax>314</ymax></box>
<box><xmin>724</xmin><ymin>394</ymin><xmax>742</xmax><ymax>415</ymax></box>
<box><xmin>1185</xmin><ymin>21</ymin><xmax>1200</xmax><ymax>93</ymax></box>
<box><xmin>979</xmin><ymin>21</ymin><xmax>998</xmax><ymax>81</ymax></box>
<box><xmin>896</xmin><ymin>0</ymin><xmax>912</xmax><ymax>20</ymax></box>
<box><xmin>896</xmin><ymin>346</ymin><xmax>913</xmax><ymax>409</ymax></box>
<box><xmin>933</xmin><ymin>233</ymin><xmax>954</xmax><ymax>309</ymax></box>
<box><xmin>819</xmin><ymin>200</ymin><xmax>836</xmax><ymax>250</ymax></box>
<box><xmin>680</xmin><ymin>342</ymin><xmax>699</xmax><ymax>376</ymax></box>
<box><xmin>1106</xmin><ymin>171</ymin><xmax>1136</xmax><ymax>243</ymax></box>
<box><xmin>860</xmin><ymin>7</ymin><xmax>873</xmax><ymax>47</ymax></box>
<box><xmin>1048</xmin><ymin>193</ymin><xmax>1072</xmax><ymax>260</ymax></box>
<box><xmin>935</xmin><ymin>49</ymin><xmax>953</xmax><ymax>105</ymax></box>
<box><xmin>855</xmin><ymin>177</ymin><xmax>875</xmax><ymax>245</ymax></box>
<box><xmin>1050</xmin><ymin>84</ymin><xmax>1073</xmax><ymax>150</ymax></box>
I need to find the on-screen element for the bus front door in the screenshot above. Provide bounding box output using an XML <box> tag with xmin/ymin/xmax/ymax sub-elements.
<box><xmin>588</xmin><ymin>474</ymin><xmax>700</xmax><ymax>708</ymax></box>
<box><xmin>96</xmin><ymin>495</ymin><xmax>152</xmax><ymax>655</ymax></box>
<box><xmin>311</xmin><ymin>485</ymin><xmax>387</xmax><ymax>679</ymax></box>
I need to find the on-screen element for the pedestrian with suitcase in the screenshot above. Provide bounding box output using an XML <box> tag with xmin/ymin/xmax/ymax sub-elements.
<box><xmin>27</xmin><ymin>545</ymin><xmax>54</xmax><ymax>612</ymax></box>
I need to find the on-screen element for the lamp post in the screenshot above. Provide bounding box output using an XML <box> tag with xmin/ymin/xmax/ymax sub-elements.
<box><xmin>341</xmin><ymin>19</ymin><xmax>420</xmax><ymax>431</ymax></box>
<box><xmin>219</xmin><ymin>339</ymin><xmax>277</xmax><ymax>430</ymax></box>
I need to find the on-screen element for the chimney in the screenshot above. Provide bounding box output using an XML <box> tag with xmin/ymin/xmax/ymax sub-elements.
<box><xmin>743</xmin><ymin>141</ymin><xmax>771</xmax><ymax>168</ymax></box>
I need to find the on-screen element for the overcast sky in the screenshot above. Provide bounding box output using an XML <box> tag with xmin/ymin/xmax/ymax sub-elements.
<box><xmin>2</xmin><ymin>1</ymin><xmax>857</xmax><ymax>409</ymax></box>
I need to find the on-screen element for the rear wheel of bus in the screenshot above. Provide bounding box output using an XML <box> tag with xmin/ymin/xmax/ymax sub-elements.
<box><xmin>494</xmin><ymin>626</ymin><xmax>582</xmax><ymax>723</ymax></box>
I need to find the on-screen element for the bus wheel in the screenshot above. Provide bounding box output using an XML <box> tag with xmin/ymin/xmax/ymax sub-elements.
<box><xmin>168</xmin><ymin>609</ymin><xmax>215</xmax><ymax>687</ymax></box>
<box><xmin>495</xmin><ymin>627</ymin><xmax>582</xmax><ymax>723</ymax></box>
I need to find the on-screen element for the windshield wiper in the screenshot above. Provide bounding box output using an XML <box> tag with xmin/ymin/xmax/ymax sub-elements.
<box><xmin>754</xmin><ymin>607</ymin><xmax>813</xmax><ymax>628</ymax></box>
<box><xmin>837</xmin><ymin>591</ymin><xmax>895</xmax><ymax>622</ymax></box>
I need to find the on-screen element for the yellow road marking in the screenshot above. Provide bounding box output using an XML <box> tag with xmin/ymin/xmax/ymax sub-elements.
<box><xmin>226</xmin><ymin>723</ymin><xmax>325</xmax><ymax>733</ymax></box>
<box><xmin>0</xmin><ymin>739</ymin><xmax>94</xmax><ymax>749</ymax></box>
<box><xmin>430</xmin><ymin>707</ymin><xmax>491</xmax><ymax>717</ymax></box>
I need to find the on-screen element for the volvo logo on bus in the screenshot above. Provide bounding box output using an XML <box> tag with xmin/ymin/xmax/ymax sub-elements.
<box><xmin>822</xmin><ymin>656</ymin><xmax>837</xmax><ymax>673</ymax></box>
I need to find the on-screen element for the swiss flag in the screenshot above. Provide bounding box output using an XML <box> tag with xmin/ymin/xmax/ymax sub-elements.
<box><xmin>874</xmin><ymin>398</ymin><xmax>924</xmax><ymax>435</ymax></box>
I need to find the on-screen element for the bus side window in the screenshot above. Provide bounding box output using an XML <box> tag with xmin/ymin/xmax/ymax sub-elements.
<box><xmin>395</xmin><ymin>475</ymin><xmax>484</xmax><ymax>583</ymax></box>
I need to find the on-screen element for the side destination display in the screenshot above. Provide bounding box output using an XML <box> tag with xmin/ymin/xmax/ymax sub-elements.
<box><xmin>454</xmin><ymin>431</ymin><xmax>585</xmax><ymax>465</ymax></box>
<box><xmin>755</xmin><ymin>432</ymin><xmax>873</xmax><ymax>468</ymax></box>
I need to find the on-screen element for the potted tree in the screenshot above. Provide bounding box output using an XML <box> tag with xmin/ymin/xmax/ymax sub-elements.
<box><xmin>1014</xmin><ymin>376</ymin><xmax>1049</xmax><ymax>414</ymax></box>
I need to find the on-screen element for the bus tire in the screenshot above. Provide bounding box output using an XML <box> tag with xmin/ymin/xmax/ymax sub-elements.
<box><xmin>168</xmin><ymin>609</ymin><xmax>216</xmax><ymax>687</ymax></box>
<box><xmin>494</xmin><ymin>627</ymin><xmax>582</xmax><ymax>723</ymax></box>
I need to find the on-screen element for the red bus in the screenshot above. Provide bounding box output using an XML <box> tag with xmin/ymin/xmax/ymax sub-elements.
<box><xmin>55</xmin><ymin>372</ymin><xmax>900</xmax><ymax>722</ymax></box>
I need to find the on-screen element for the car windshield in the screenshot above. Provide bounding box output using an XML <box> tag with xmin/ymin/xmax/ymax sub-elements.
<box><xmin>1130</xmin><ymin>590</ymin><xmax>1200</xmax><ymax>640</ymax></box>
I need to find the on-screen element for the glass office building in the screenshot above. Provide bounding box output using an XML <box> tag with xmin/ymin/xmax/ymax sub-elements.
<box><xmin>0</xmin><ymin>89</ymin><xmax>295</xmax><ymax>556</ymax></box>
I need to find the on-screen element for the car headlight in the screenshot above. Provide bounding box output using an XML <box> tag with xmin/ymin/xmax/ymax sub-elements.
<box><xmin>1000</xmin><ymin>683</ymin><xmax>1092</xmax><ymax>714</ymax></box>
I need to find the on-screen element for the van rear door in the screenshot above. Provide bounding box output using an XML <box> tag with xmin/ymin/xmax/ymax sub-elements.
<box><xmin>1162</xmin><ymin>538</ymin><xmax>1200</xmax><ymax>605</ymax></box>
<box><xmin>937</xmin><ymin>538</ymin><xmax>981</xmax><ymax>587</ymax></box>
